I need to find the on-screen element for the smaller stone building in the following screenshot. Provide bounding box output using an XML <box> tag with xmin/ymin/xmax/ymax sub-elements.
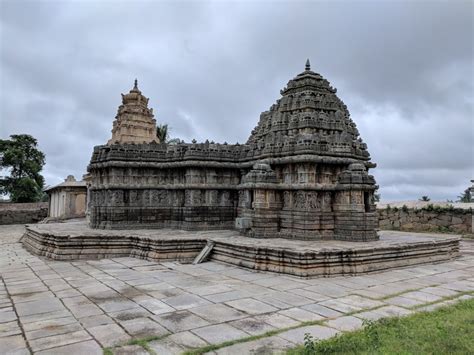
<box><xmin>46</xmin><ymin>175</ymin><xmax>87</xmax><ymax>219</ymax></box>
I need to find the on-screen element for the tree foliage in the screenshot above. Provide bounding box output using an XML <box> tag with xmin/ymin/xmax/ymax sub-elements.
<box><xmin>156</xmin><ymin>124</ymin><xmax>180</xmax><ymax>144</ymax></box>
<box><xmin>420</xmin><ymin>196</ymin><xmax>431</xmax><ymax>202</ymax></box>
<box><xmin>0</xmin><ymin>134</ymin><xmax>45</xmax><ymax>202</ymax></box>
<box><xmin>457</xmin><ymin>188</ymin><xmax>472</xmax><ymax>203</ymax></box>
<box><xmin>156</xmin><ymin>124</ymin><xmax>169</xmax><ymax>143</ymax></box>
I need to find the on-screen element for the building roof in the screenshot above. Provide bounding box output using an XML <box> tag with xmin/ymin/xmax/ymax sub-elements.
<box><xmin>45</xmin><ymin>175</ymin><xmax>87</xmax><ymax>192</ymax></box>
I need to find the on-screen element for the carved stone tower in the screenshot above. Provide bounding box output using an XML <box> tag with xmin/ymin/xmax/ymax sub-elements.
<box><xmin>108</xmin><ymin>80</ymin><xmax>158</xmax><ymax>145</ymax></box>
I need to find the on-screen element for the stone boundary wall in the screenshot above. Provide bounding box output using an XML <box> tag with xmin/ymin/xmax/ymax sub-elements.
<box><xmin>0</xmin><ymin>202</ymin><xmax>48</xmax><ymax>225</ymax></box>
<box><xmin>377</xmin><ymin>205</ymin><xmax>473</xmax><ymax>234</ymax></box>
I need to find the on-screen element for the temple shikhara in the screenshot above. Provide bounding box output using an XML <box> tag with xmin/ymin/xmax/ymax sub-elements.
<box><xmin>107</xmin><ymin>79</ymin><xmax>159</xmax><ymax>145</ymax></box>
<box><xmin>87</xmin><ymin>60</ymin><xmax>378</xmax><ymax>241</ymax></box>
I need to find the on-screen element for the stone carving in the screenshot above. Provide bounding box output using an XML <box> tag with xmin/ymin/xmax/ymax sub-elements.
<box><xmin>108</xmin><ymin>79</ymin><xmax>158</xmax><ymax>145</ymax></box>
<box><xmin>88</xmin><ymin>60</ymin><xmax>378</xmax><ymax>241</ymax></box>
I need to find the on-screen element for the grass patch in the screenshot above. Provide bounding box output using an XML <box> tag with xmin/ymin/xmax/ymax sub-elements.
<box><xmin>127</xmin><ymin>334</ymin><xmax>167</xmax><ymax>354</ymax></box>
<box><xmin>102</xmin><ymin>335</ymin><xmax>166</xmax><ymax>355</ymax></box>
<box><xmin>287</xmin><ymin>298</ymin><xmax>474</xmax><ymax>355</ymax></box>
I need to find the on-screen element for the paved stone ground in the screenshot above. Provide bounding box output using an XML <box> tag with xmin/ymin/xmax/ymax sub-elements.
<box><xmin>1</xmin><ymin>224</ymin><xmax>473</xmax><ymax>355</ymax></box>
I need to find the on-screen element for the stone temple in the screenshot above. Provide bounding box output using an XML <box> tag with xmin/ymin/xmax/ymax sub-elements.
<box><xmin>22</xmin><ymin>61</ymin><xmax>459</xmax><ymax>277</ymax></box>
<box><xmin>87</xmin><ymin>60</ymin><xmax>378</xmax><ymax>242</ymax></box>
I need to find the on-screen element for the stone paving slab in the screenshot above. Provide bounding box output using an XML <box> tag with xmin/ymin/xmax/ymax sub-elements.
<box><xmin>278</xmin><ymin>307</ymin><xmax>325</xmax><ymax>322</ymax></box>
<box><xmin>229</xmin><ymin>317</ymin><xmax>277</xmax><ymax>335</ymax></box>
<box><xmin>152</xmin><ymin>310</ymin><xmax>210</xmax><ymax>332</ymax></box>
<box><xmin>0</xmin><ymin>225</ymin><xmax>473</xmax><ymax>354</ymax></box>
<box><xmin>35</xmin><ymin>340</ymin><xmax>102</xmax><ymax>355</ymax></box>
<box><xmin>189</xmin><ymin>303</ymin><xmax>246</xmax><ymax>323</ymax></box>
<box><xmin>325</xmin><ymin>315</ymin><xmax>364</xmax><ymax>331</ymax></box>
<box><xmin>213</xmin><ymin>335</ymin><xmax>293</xmax><ymax>354</ymax></box>
<box><xmin>191</xmin><ymin>323</ymin><xmax>249</xmax><ymax>344</ymax></box>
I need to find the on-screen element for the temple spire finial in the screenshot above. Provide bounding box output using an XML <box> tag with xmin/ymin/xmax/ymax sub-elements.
<box><xmin>305</xmin><ymin>59</ymin><xmax>311</xmax><ymax>71</ymax></box>
<box><xmin>133</xmin><ymin>78</ymin><xmax>138</xmax><ymax>90</ymax></box>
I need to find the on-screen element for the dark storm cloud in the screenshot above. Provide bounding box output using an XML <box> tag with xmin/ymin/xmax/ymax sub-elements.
<box><xmin>1</xmin><ymin>0</ymin><xmax>473</xmax><ymax>201</ymax></box>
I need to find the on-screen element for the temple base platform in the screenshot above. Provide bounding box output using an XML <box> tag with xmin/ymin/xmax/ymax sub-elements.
<box><xmin>22</xmin><ymin>221</ymin><xmax>460</xmax><ymax>278</ymax></box>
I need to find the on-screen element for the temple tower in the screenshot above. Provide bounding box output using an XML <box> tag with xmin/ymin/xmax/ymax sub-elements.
<box><xmin>108</xmin><ymin>80</ymin><xmax>158</xmax><ymax>145</ymax></box>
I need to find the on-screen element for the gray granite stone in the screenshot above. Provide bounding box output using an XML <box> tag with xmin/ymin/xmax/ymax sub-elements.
<box><xmin>0</xmin><ymin>335</ymin><xmax>29</xmax><ymax>355</ymax></box>
<box><xmin>225</xmin><ymin>298</ymin><xmax>278</xmax><ymax>315</ymax></box>
<box><xmin>253</xmin><ymin>313</ymin><xmax>300</xmax><ymax>329</ymax></box>
<box><xmin>88</xmin><ymin>323</ymin><xmax>131</xmax><ymax>347</ymax></box>
<box><xmin>190</xmin><ymin>304</ymin><xmax>246</xmax><ymax>323</ymax></box>
<box><xmin>35</xmin><ymin>340</ymin><xmax>102</xmax><ymax>355</ymax></box>
<box><xmin>214</xmin><ymin>335</ymin><xmax>293</xmax><ymax>354</ymax></box>
<box><xmin>229</xmin><ymin>317</ymin><xmax>277</xmax><ymax>335</ymax></box>
<box><xmin>120</xmin><ymin>317</ymin><xmax>169</xmax><ymax>337</ymax></box>
<box><xmin>278</xmin><ymin>307</ymin><xmax>325</xmax><ymax>322</ymax></box>
<box><xmin>325</xmin><ymin>316</ymin><xmax>364</xmax><ymax>331</ymax></box>
<box><xmin>301</xmin><ymin>303</ymin><xmax>343</xmax><ymax>318</ymax></box>
<box><xmin>15</xmin><ymin>298</ymin><xmax>65</xmax><ymax>317</ymax></box>
<box><xmin>153</xmin><ymin>310</ymin><xmax>210</xmax><ymax>332</ymax></box>
<box><xmin>163</xmin><ymin>293</ymin><xmax>211</xmax><ymax>310</ymax></box>
<box><xmin>29</xmin><ymin>330</ymin><xmax>91</xmax><ymax>352</ymax></box>
<box><xmin>192</xmin><ymin>324</ymin><xmax>248</xmax><ymax>344</ymax></box>
<box><xmin>112</xmin><ymin>344</ymin><xmax>149</xmax><ymax>355</ymax></box>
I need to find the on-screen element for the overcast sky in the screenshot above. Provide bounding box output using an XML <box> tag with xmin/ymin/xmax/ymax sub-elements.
<box><xmin>1</xmin><ymin>0</ymin><xmax>473</xmax><ymax>202</ymax></box>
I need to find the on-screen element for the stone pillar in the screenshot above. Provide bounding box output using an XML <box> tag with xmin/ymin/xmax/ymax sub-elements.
<box><xmin>239</xmin><ymin>163</ymin><xmax>281</xmax><ymax>238</ymax></box>
<box><xmin>333</xmin><ymin>163</ymin><xmax>378</xmax><ymax>241</ymax></box>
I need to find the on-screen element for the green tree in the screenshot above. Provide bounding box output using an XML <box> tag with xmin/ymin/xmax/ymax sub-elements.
<box><xmin>419</xmin><ymin>196</ymin><xmax>431</xmax><ymax>202</ymax></box>
<box><xmin>0</xmin><ymin>134</ymin><xmax>45</xmax><ymax>202</ymax></box>
<box><xmin>373</xmin><ymin>186</ymin><xmax>381</xmax><ymax>202</ymax></box>
<box><xmin>457</xmin><ymin>189</ymin><xmax>472</xmax><ymax>203</ymax></box>
<box><xmin>156</xmin><ymin>124</ymin><xmax>180</xmax><ymax>144</ymax></box>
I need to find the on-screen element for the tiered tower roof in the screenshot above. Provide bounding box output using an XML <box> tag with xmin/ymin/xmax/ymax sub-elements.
<box><xmin>108</xmin><ymin>80</ymin><xmax>158</xmax><ymax>145</ymax></box>
<box><xmin>246</xmin><ymin>60</ymin><xmax>370</xmax><ymax>160</ymax></box>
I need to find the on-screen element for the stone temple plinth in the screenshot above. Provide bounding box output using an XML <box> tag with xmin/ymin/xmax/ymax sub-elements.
<box><xmin>88</xmin><ymin>60</ymin><xmax>378</xmax><ymax>242</ymax></box>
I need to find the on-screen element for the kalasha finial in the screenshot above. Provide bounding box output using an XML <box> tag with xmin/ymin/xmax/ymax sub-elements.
<box><xmin>305</xmin><ymin>59</ymin><xmax>311</xmax><ymax>71</ymax></box>
<box><xmin>133</xmin><ymin>78</ymin><xmax>138</xmax><ymax>89</ymax></box>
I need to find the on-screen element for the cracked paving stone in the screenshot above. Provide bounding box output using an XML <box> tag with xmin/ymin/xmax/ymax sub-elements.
<box><xmin>325</xmin><ymin>316</ymin><xmax>364</xmax><ymax>331</ymax></box>
<box><xmin>301</xmin><ymin>303</ymin><xmax>343</xmax><ymax>318</ymax></box>
<box><xmin>119</xmin><ymin>317</ymin><xmax>170</xmax><ymax>338</ymax></box>
<box><xmin>278</xmin><ymin>307</ymin><xmax>325</xmax><ymax>322</ymax></box>
<box><xmin>225</xmin><ymin>298</ymin><xmax>278</xmax><ymax>315</ymax></box>
<box><xmin>254</xmin><ymin>313</ymin><xmax>300</xmax><ymax>329</ymax></box>
<box><xmin>229</xmin><ymin>317</ymin><xmax>277</xmax><ymax>335</ymax></box>
<box><xmin>189</xmin><ymin>303</ymin><xmax>246</xmax><ymax>323</ymax></box>
<box><xmin>153</xmin><ymin>310</ymin><xmax>210</xmax><ymax>332</ymax></box>
<box><xmin>29</xmin><ymin>330</ymin><xmax>91</xmax><ymax>352</ymax></box>
<box><xmin>192</xmin><ymin>323</ymin><xmax>248</xmax><ymax>344</ymax></box>
<box><xmin>35</xmin><ymin>340</ymin><xmax>102</xmax><ymax>355</ymax></box>
<box><xmin>0</xmin><ymin>321</ymin><xmax>22</xmax><ymax>337</ymax></box>
<box><xmin>26</xmin><ymin>322</ymin><xmax>83</xmax><ymax>341</ymax></box>
<box><xmin>0</xmin><ymin>335</ymin><xmax>29</xmax><ymax>355</ymax></box>
<box><xmin>162</xmin><ymin>293</ymin><xmax>211</xmax><ymax>310</ymax></box>
<box><xmin>214</xmin><ymin>335</ymin><xmax>293</xmax><ymax>354</ymax></box>
<box><xmin>167</xmin><ymin>331</ymin><xmax>208</xmax><ymax>348</ymax></box>
<box><xmin>88</xmin><ymin>323</ymin><xmax>131</xmax><ymax>347</ymax></box>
